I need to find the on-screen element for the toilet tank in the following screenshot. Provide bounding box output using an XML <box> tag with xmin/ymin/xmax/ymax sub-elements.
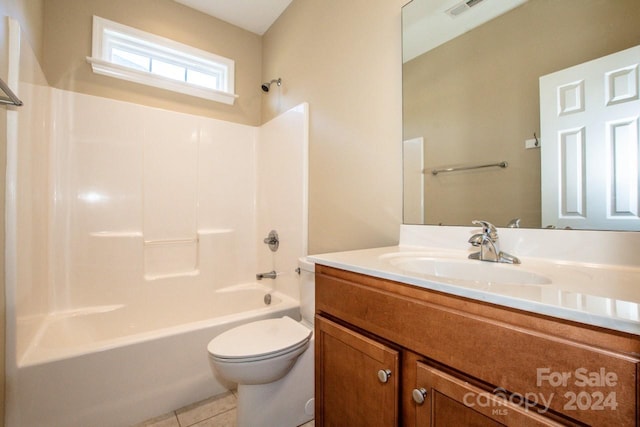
<box><xmin>298</xmin><ymin>257</ymin><xmax>315</xmax><ymax>325</ymax></box>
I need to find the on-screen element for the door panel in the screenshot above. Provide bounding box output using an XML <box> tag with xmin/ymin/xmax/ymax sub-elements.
<box><xmin>540</xmin><ymin>45</ymin><xmax>640</xmax><ymax>230</ymax></box>
<box><xmin>315</xmin><ymin>316</ymin><xmax>399</xmax><ymax>426</ymax></box>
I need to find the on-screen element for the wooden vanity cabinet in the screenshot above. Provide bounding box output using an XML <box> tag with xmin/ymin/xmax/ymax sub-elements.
<box><xmin>314</xmin><ymin>265</ymin><xmax>640</xmax><ymax>426</ymax></box>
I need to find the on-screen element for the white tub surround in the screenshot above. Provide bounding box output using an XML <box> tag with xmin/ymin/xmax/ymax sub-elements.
<box><xmin>44</xmin><ymin>91</ymin><xmax>309</xmax><ymax>306</ymax></box>
<box><xmin>256</xmin><ymin>103</ymin><xmax>309</xmax><ymax>300</ymax></box>
<box><xmin>309</xmin><ymin>225</ymin><xmax>640</xmax><ymax>335</ymax></box>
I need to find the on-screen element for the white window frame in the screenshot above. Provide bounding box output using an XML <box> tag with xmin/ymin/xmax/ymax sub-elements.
<box><xmin>87</xmin><ymin>16</ymin><xmax>238</xmax><ymax>105</ymax></box>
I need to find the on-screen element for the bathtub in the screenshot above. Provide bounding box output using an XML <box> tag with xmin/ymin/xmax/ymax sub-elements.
<box><xmin>9</xmin><ymin>283</ymin><xmax>300</xmax><ymax>427</ymax></box>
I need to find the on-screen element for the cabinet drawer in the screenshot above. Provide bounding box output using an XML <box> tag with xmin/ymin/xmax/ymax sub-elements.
<box><xmin>316</xmin><ymin>266</ymin><xmax>640</xmax><ymax>426</ymax></box>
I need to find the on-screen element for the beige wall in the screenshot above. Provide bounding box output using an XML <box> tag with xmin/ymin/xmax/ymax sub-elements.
<box><xmin>0</xmin><ymin>0</ymin><xmax>43</xmax><ymax>62</ymax></box>
<box><xmin>42</xmin><ymin>0</ymin><xmax>262</xmax><ymax>125</ymax></box>
<box><xmin>263</xmin><ymin>0</ymin><xmax>405</xmax><ymax>254</ymax></box>
<box><xmin>403</xmin><ymin>0</ymin><xmax>640</xmax><ymax>228</ymax></box>
<box><xmin>0</xmin><ymin>1</ymin><xmax>45</xmax><ymax>424</ymax></box>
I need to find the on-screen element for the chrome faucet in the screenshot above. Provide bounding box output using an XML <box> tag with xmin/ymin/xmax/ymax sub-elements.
<box><xmin>468</xmin><ymin>220</ymin><xmax>520</xmax><ymax>264</ymax></box>
<box><xmin>256</xmin><ymin>270</ymin><xmax>277</xmax><ymax>280</ymax></box>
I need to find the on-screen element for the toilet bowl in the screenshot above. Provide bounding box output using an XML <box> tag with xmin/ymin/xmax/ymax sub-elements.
<box><xmin>207</xmin><ymin>316</ymin><xmax>311</xmax><ymax>385</ymax></box>
<box><xmin>207</xmin><ymin>257</ymin><xmax>315</xmax><ymax>427</ymax></box>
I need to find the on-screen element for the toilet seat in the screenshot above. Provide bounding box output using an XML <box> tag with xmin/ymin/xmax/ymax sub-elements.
<box><xmin>208</xmin><ymin>316</ymin><xmax>312</xmax><ymax>363</ymax></box>
<box><xmin>211</xmin><ymin>339</ymin><xmax>310</xmax><ymax>363</ymax></box>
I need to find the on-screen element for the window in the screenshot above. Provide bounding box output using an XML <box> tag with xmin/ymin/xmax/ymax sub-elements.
<box><xmin>87</xmin><ymin>16</ymin><xmax>237</xmax><ymax>105</ymax></box>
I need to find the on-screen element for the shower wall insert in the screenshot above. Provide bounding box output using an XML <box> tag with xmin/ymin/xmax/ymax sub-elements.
<box><xmin>5</xmin><ymin>20</ymin><xmax>309</xmax><ymax>427</ymax></box>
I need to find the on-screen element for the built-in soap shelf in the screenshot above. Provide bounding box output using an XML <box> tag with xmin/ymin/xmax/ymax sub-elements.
<box><xmin>144</xmin><ymin>229</ymin><xmax>234</xmax><ymax>281</ymax></box>
<box><xmin>88</xmin><ymin>229</ymin><xmax>233</xmax><ymax>238</ymax></box>
<box><xmin>89</xmin><ymin>231</ymin><xmax>142</xmax><ymax>238</ymax></box>
<box><xmin>87</xmin><ymin>229</ymin><xmax>235</xmax><ymax>281</ymax></box>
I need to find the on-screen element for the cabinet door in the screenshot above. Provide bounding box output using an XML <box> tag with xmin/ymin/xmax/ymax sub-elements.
<box><xmin>315</xmin><ymin>316</ymin><xmax>399</xmax><ymax>426</ymax></box>
<box><xmin>414</xmin><ymin>362</ymin><xmax>565</xmax><ymax>426</ymax></box>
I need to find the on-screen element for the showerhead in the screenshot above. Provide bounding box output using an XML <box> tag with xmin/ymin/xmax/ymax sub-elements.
<box><xmin>261</xmin><ymin>78</ymin><xmax>282</xmax><ymax>93</ymax></box>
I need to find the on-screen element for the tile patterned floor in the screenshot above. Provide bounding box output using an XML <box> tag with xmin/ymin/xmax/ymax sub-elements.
<box><xmin>134</xmin><ymin>391</ymin><xmax>314</xmax><ymax>427</ymax></box>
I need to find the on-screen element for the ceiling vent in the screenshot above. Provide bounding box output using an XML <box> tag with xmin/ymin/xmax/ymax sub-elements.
<box><xmin>445</xmin><ymin>0</ymin><xmax>486</xmax><ymax>18</ymax></box>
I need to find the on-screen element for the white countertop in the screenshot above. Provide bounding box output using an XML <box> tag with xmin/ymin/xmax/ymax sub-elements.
<box><xmin>309</xmin><ymin>239</ymin><xmax>640</xmax><ymax>336</ymax></box>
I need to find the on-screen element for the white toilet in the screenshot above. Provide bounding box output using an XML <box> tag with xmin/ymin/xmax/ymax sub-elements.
<box><xmin>207</xmin><ymin>257</ymin><xmax>315</xmax><ymax>427</ymax></box>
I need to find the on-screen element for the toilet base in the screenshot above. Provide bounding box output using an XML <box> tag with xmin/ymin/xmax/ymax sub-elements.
<box><xmin>236</xmin><ymin>337</ymin><xmax>314</xmax><ymax>427</ymax></box>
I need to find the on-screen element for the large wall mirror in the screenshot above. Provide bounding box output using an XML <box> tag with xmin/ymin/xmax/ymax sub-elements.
<box><xmin>402</xmin><ymin>0</ymin><xmax>640</xmax><ymax>230</ymax></box>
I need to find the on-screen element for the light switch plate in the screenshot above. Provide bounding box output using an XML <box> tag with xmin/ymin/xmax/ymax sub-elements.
<box><xmin>525</xmin><ymin>138</ymin><xmax>540</xmax><ymax>149</ymax></box>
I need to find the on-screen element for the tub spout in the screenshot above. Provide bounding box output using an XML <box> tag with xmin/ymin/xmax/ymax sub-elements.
<box><xmin>256</xmin><ymin>270</ymin><xmax>277</xmax><ymax>280</ymax></box>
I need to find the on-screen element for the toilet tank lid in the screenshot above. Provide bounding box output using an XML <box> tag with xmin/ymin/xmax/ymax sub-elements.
<box><xmin>298</xmin><ymin>256</ymin><xmax>315</xmax><ymax>273</ymax></box>
<box><xmin>208</xmin><ymin>316</ymin><xmax>312</xmax><ymax>359</ymax></box>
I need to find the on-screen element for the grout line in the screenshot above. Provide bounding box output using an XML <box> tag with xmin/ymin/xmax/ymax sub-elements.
<box><xmin>181</xmin><ymin>407</ymin><xmax>236</xmax><ymax>427</ymax></box>
<box><xmin>139</xmin><ymin>391</ymin><xmax>239</xmax><ymax>426</ymax></box>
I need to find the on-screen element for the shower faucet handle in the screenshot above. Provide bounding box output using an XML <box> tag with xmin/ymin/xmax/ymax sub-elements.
<box><xmin>263</xmin><ymin>230</ymin><xmax>279</xmax><ymax>252</ymax></box>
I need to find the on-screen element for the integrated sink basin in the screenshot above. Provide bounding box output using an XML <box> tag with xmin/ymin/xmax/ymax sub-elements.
<box><xmin>308</xmin><ymin>226</ymin><xmax>640</xmax><ymax>334</ymax></box>
<box><xmin>383</xmin><ymin>255</ymin><xmax>552</xmax><ymax>286</ymax></box>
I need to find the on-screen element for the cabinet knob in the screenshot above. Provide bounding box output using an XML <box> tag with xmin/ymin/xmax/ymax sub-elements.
<box><xmin>377</xmin><ymin>369</ymin><xmax>392</xmax><ymax>383</ymax></box>
<box><xmin>412</xmin><ymin>388</ymin><xmax>428</xmax><ymax>405</ymax></box>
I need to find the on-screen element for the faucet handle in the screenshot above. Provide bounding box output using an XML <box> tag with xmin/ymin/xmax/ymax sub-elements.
<box><xmin>472</xmin><ymin>220</ymin><xmax>498</xmax><ymax>240</ymax></box>
<box><xmin>468</xmin><ymin>233</ymin><xmax>483</xmax><ymax>246</ymax></box>
<box><xmin>507</xmin><ymin>218</ymin><xmax>521</xmax><ymax>228</ymax></box>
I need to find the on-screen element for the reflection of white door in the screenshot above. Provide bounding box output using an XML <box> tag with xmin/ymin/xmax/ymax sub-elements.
<box><xmin>403</xmin><ymin>137</ymin><xmax>424</xmax><ymax>224</ymax></box>
<box><xmin>540</xmin><ymin>45</ymin><xmax>640</xmax><ymax>230</ymax></box>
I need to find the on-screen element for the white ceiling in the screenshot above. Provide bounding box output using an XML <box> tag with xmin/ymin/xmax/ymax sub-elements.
<box><xmin>174</xmin><ymin>0</ymin><xmax>294</xmax><ymax>35</ymax></box>
<box><xmin>174</xmin><ymin>0</ymin><xmax>527</xmax><ymax>59</ymax></box>
<box><xmin>402</xmin><ymin>0</ymin><xmax>528</xmax><ymax>63</ymax></box>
